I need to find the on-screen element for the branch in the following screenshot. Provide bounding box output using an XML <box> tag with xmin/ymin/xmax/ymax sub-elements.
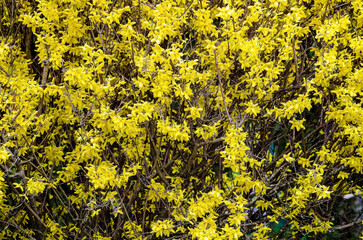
<box><xmin>332</xmin><ymin>219</ymin><xmax>362</xmax><ymax>230</ymax></box>
<box><xmin>214</xmin><ymin>48</ymin><xmax>233</xmax><ymax>124</ymax></box>
<box><xmin>0</xmin><ymin>65</ymin><xmax>10</xmax><ymax>77</ymax></box>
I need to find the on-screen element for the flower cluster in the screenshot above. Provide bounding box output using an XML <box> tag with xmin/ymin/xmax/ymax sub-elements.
<box><xmin>0</xmin><ymin>0</ymin><xmax>362</xmax><ymax>239</ymax></box>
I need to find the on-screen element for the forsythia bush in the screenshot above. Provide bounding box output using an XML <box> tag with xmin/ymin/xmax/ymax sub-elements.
<box><xmin>0</xmin><ymin>0</ymin><xmax>362</xmax><ymax>239</ymax></box>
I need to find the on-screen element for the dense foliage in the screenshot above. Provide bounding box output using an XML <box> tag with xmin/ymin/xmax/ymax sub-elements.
<box><xmin>0</xmin><ymin>0</ymin><xmax>362</xmax><ymax>239</ymax></box>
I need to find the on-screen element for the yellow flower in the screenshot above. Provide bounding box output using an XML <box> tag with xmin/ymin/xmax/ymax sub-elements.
<box><xmin>27</xmin><ymin>178</ymin><xmax>47</xmax><ymax>195</ymax></box>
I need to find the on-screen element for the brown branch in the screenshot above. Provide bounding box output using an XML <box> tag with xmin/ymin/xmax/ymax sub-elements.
<box><xmin>214</xmin><ymin>48</ymin><xmax>233</xmax><ymax>124</ymax></box>
<box><xmin>332</xmin><ymin>219</ymin><xmax>362</xmax><ymax>230</ymax></box>
<box><xmin>36</xmin><ymin>51</ymin><xmax>50</xmax><ymax>116</ymax></box>
<box><xmin>145</xmin><ymin>122</ymin><xmax>170</xmax><ymax>187</ymax></box>
<box><xmin>0</xmin><ymin>65</ymin><xmax>10</xmax><ymax>77</ymax></box>
<box><xmin>292</xmin><ymin>37</ymin><xmax>300</xmax><ymax>84</ymax></box>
